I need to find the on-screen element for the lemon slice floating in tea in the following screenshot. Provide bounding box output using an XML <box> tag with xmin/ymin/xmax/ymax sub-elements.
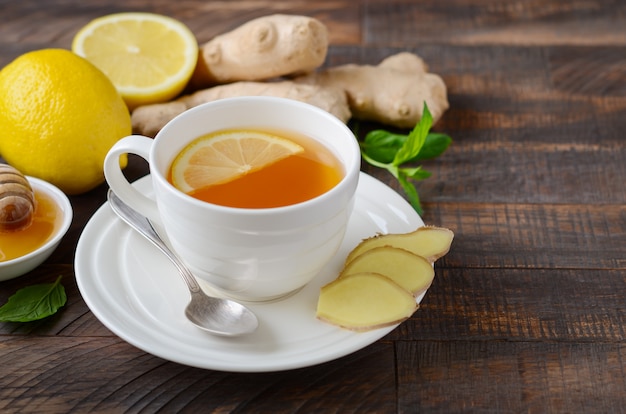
<box><xmin>170</xmin><ymin>130</ymin><xmax>305</xmax><ymax>193</ymax></box>
<box><xmin>71</xmin><ymin>12</ymin><xmax>198</xmax><ymax>109</ymax></box>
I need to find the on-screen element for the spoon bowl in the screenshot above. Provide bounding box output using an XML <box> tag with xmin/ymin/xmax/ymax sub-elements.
<box><xmin>107</xmin><ymin>189</ymin><xmax>258</xmax><ymax>336</ymax></box>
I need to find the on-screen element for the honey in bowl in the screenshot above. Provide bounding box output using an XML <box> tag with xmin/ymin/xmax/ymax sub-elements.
<box><xmin>0</xmin><ymin>190</ymin><xmax>62</xmax><ymax>262</ymax></box>
<box><xmin>168</xmin><ymin>129</ymin><xmax>344</xmax><ymax>208</ymax></box>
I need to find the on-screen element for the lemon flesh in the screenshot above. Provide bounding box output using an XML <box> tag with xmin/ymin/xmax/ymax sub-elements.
<box><xmin>72</xmin><ymin>12</ymin><xmax>198</xmax><ymax>109</ymax></box>
<box><xmin>171</xmin><ymin>130</ymin><xmax>304</xmax><ymax>193</ymax></box>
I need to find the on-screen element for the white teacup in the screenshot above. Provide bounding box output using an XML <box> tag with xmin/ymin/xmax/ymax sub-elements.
<box><xmin>104</xmin><ymin>97</ymin><xmax>360</xmax><ymax>301</ymax></box>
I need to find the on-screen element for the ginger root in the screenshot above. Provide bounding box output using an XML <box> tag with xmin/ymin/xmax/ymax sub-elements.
<box><xmin>295</xmin><ymin>52</ymin><xmax>449</xmax><ymax>128</ymax></box>
<box><xmin>189</xmin><ymin>14</ymin><xmax>328</xmax><ymax>89</ymax></box>
<box><xmin>131</xmin><ymin>81</ymin><xmax>350</xmax><ymax>137</ymax></box>
<box><xmin>132</xmin><ymin>52</ymin><xmax>449</xmax><ymax>136</ymax></box>
<box><xmin>131</xmin><ymin>14</ymin><xmax>450</xmax><ymax>135</ymax></box>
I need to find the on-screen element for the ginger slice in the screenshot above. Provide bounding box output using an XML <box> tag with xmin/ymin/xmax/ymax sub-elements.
<box><xmin>316</xmin><ymin>272</ymin><xmax>418</xmax><ymax>332</ymax></box>
<box><xmin>345</xmin><ymin>226</ymin><xmax>454</xmax><ymax>264</ymax></box>
<box><xmin>316</xmin><ymin>226</ymin><xmax>453</xmax><ymax>332</ymax></box>
<box><xmin>340</xmin><ymin>246</ymin><xmax>434</xmax><ymax>296</ymax></box>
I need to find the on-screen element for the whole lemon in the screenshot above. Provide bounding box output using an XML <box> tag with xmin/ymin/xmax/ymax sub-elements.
<box><xmin>0</xmin><ymin>49</ymin><xmax>131</xmax><ymax>195</ymax></box>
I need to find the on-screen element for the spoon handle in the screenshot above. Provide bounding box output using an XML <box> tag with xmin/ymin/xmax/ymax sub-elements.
<box><xmin>107</xmin><ymin>189</ymin><xmax>201</xmax><ymax>293</ymax></box>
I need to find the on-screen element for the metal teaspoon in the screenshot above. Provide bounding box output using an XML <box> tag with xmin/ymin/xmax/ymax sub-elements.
<box><xmin>107</xmin><ymin>189</ymin><xmax>259</xmax><ymax>336</ymax></box>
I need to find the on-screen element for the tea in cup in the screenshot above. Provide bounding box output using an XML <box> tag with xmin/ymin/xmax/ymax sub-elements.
<box><xmin>167</xmin><ymin>128</ymin><xmax>344</xmax><ymax>209</ymax></box>
<box><xmin>104</xmin><ymin>97</ymin><xmax>360</xmax><ymax>301</ymax></box>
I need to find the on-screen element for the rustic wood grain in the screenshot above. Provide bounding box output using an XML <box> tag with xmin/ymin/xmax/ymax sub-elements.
<box><xmin>425</xmin><ymin>203</ymin><xmax>625</xmax><ymax>269</ymax></box>
<box><xmin>396</xmin><ymin>340</ymin><xmax>626</xmax><ymax>413</ymax></box>
<box><xmin>362</xmin><ymin>0</ymin><xmax>626</xmax><ymax>46</ymax></box>
<box><xmin>398</xmin><ymin>268</ymin><xmax>626</xmax><ymax>340</ymax></box>
<box><xmin>0</xmin><ymin>338</ymin><xmax>396</xmax><ymax>412</ymax></box>
<box><xmin>1</xmin><ymin>0</ymin><xmax>625</xmax><ymax>412</ymax></box>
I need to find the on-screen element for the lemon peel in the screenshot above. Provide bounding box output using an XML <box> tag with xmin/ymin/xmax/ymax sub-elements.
<box><xmin>0</xmin><ymin>48</ymin><xmax>131</xmax><ymax>195</ymax></box>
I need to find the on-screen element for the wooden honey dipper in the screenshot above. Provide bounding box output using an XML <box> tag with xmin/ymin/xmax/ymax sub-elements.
<box><xmin>0</xmin><ymin>164</ymin><xmax>36</xmax><ymax>232</ymax></box>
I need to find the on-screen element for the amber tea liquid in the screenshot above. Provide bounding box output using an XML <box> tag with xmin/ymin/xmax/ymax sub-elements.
<box><xmin>168</xmin><ymin>130</ymin><xmax>344</xmax><ymax>208</ymax></box>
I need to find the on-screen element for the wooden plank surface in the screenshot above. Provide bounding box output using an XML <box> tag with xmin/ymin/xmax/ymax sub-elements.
<box><xmin>0</xmin><ymin>0</ymin><xmax>625</xmax><ymax>412</ymax></box>
<box><xmin>397</xmin><ymin>340</ymin><xmax>626</xmax><ymax>413</ymax></box>
<box><xmin>0</xmin><ymin>338</ymin><xmax>396</xmax><ymax>412</ymax></box>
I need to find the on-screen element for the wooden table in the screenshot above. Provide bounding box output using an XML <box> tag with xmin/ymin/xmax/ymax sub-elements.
<box><xmin>1</xmin><ymin>0</ymin><xmax>625</xmax><ymax>412</ymax></box>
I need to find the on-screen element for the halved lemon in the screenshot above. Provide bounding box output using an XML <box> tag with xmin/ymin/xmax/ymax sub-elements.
<box><xmin>72</xmin><ymin>12</ymin><xmax>198</xmax><ymax>109</ymax></box>
<box><xmin>171</xmin><ymin>130</ymin><xmax>305</xmax><ymax>193</ymax></box>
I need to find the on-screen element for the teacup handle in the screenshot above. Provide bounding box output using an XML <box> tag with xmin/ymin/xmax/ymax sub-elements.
<box><xmin>104</xmin><ymin>135</ymin><xmax>160</xmax><ymax>224</ymax></box>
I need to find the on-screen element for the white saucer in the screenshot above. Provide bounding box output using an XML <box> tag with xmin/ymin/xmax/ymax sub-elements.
<box><xmin>75</xmin><ymin>172</ymin><xmax>425</xmax><ymax>372</ymax></box>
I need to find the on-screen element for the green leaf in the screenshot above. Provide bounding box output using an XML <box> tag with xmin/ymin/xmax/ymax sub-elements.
<box><xmin>360</xmin><ymin>130</ymin><xmax>407</xmax><ymax>163</ymax></box>
<box><xmin>393</xmin><ymin>103</ymin><xmax>433</xmax><ymax>165</ymax></box>
<box><xmin>361</xmin><ymin>151</ymin><xmax>392</xmax><ymax>170</ymax></box>
<box><xmin>400</xmin><ymin>166</ymin><xmax>432</xmax><ymax>180</ymax></box>
<box><xmin>0</xmin><ymin>276</ymin><xmax>67</xmax><ymax>322</ymax></box>
<box><xmin>412</xmin><ymin>133</ymin><xmax>452</xmax><ymax>161</ymax></box>
<box><xmin>362</xmin><ymin>131</ymin><xmax>452</xmax><ymax>164</ymax></box>
<box><xmin>362</xmin><ymin>129</ymin><xmax>406</xmax><ymax>149</ymax></box>
<box><xmin>358</xmin><ymin>101</ymin><xmax>451</xmax><ymax>216</ymax></box>
<box><xmin>397</xmin><ymin>172</ymin><xmax>423</xmax><ymax>215</ymax></box>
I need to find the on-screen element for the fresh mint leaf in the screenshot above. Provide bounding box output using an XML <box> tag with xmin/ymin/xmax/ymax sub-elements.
<box><xmin>400</xmin><ymin>166</ymin><xmax>432</xmax><ymax>181</ymax></box>
<box><xmin>360</xmin><ymin>130</ymin><xmax>407</xmax><ymax>163</ymax></box>
<box><xmin>413</xmin><ymin>133</ymin><xmax>452</xmax><ymax>161</ymax></box>
<box><xmin>361</xmin><ymin>132</ymin><xmax>452</xmax><ymax>163</ymax></box>
<box><xmin>0</xmin><ymin>275</ymin><xmax>66</xmax><ymax>322</ymax></box>
<box><xmin>393</xmin><ymin>103</ymin><xmax>433</xmax><ymax>165</ymax></box>
<box><xmin>397</xmin><ymin>172</ymin><xmax>423</xmax><ymax>214</ymax></box>
<box><xmin>358</xmin><ymin>102</ymin><xmax>451</xmax><ymax>215</ymax></box>
<box><xmin>361</xmin><ymin>151</ymin><xmax>392</xmax><ymax>171</ymax></box>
